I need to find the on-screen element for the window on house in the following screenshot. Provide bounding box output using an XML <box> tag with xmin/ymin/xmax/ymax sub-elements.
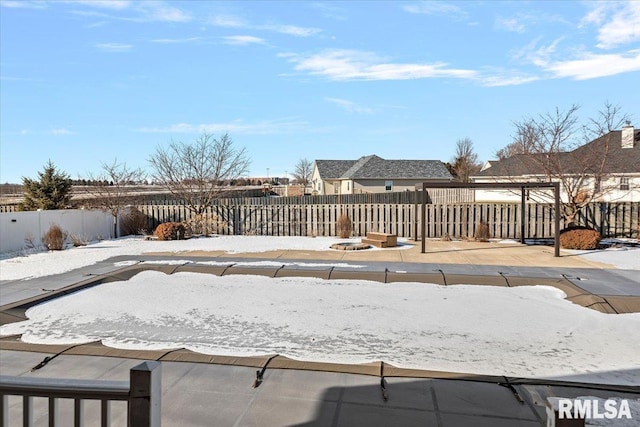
<box><xmin>334</xmin><ymin>182</ymin><xmax>339</xmax><ymax>194</ymax></box>
<box><xmin>620</xmin><ymin>177</ymin><xmax>630</xmax><ymax>191</ymax></box>
<box><xmin>385</xmin><ymin>180</ymin><xmax>393</xmax><ymax>191</ymax></box>
<box><xmin>347</xmin><ymin>181</ymin><xmax>350</xmax><ymax>191</ymax></box>
<box><xmin>594</xmin><ymin>177</ymin><xmax>601</xmax><ymax>193</ymax></box>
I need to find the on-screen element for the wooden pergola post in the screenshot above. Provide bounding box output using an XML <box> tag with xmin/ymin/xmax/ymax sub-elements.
<box><xmin>416</xmin><ymin>181</ymin><xmax>561</xmax><ymax>257</ymax></box>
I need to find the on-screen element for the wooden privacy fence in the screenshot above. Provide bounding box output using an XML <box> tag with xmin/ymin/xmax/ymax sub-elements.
<box><xmin>135</xmin><ymin>201</ymin><xmax>640</xmax><ymax>239</ymax></box>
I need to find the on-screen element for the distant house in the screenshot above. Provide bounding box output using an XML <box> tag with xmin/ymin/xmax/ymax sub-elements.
<box><xmin>472</xmin><ymin>123</ymin><xmax>640</xmax><ymax>202</ymax></box>
<box><xmin>311</xmin><ymin>155</ymin><xmax>452</xmax><ymax>195</ymax></box>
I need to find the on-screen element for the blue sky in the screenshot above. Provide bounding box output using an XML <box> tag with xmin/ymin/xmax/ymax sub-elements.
<box><xmin>1</xmin><ymin>1</ymin><xmax>639</xmax><ymax>184</ymax></box>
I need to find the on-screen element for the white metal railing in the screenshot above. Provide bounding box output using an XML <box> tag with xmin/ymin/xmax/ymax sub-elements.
<box><xmin>0</xmin><ymin>360</ymin><xmax>161</xmax><ymax>427</ymax></box>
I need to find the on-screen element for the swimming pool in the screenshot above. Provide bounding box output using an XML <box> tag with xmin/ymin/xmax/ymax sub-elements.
<box><xmin>2</xmin><ymin>264</ymin><xmax>639</xmax><ymax>386</ymax></box>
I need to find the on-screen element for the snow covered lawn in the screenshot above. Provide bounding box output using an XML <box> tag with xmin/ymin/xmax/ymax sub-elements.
<box><xmin>0</xmin><ymin>236</ymin><xmax>374</xmax><ymax>281</ymax></box>
<box><xmin>2</xmin><ymin>271</ymin><xmax>639</xmax><ymax>385</ymax></box>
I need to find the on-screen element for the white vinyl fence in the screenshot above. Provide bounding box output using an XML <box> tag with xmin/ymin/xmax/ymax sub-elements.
<box><xmin>0</xmin><ymin>209</ymin><xmax>113</xmax><ymax>254</ymax></box>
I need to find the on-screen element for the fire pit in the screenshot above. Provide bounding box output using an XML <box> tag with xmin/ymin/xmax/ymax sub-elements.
<box><xmin>330</xmin><ymin>242</ymin><xmax>371</xmax><ymax>251</ymax></box>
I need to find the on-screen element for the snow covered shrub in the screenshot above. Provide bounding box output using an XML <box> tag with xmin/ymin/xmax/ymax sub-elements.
<box><xmin>154</xmin><ymin>222</ymin><xmax>186</xmax><ymax>241</ymax></box>
<box><xmin>43</xmin><ymin>224</ymin><xmax>67</xmax><ymax>250</ymax></box>
<box><xmin>185</xmin><ymin>213</ymin><xmax>219</xmax><ymax>236</ymax></box>
<box><xmin>24</xmin><ymin>233</ymin><xmax>37</xmax><ymax>250</ymax></box>
<box><xmin>474</xmin><ymin>221</ymin><xmax>490</xmax><ymax>242</ymax></box>
<box><xmin>559</xmin><ymin>226</ymin><xmax>601</xmax><ymax>250</ymax></box>
<box><xmin>337</xmin><ymin>213</ymin><xmax>352</xmax><ymax>238</ymax></box>
<box><xmin>70</xmin><ymin>234</ymin><xmax>88</xmax><ymax>247</ymax></box>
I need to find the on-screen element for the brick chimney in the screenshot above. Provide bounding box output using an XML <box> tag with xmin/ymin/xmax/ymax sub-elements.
<box><xmin>621</xmin><ymin>121</ymin><xmax>634</xmax><ymax>149</ymax></box>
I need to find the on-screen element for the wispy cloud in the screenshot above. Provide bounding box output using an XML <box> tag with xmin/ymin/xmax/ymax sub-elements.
<box><xmin>50</xmin><ymin>128</ymin><xmax>75</xmax><ymax>136</ymax></box>
<box><xmin>64</xmin><ymin>0</ymin><xmax>190</xmax><ymax>23</ymax></box>
<box><xmin>209</xmin><ymin>14</ymin><xmax>246</xmax><ymax>28</ymax></box>
<box><xmin>540</xmin><ymin>50</ymin><xmax>640</xmax><ymax>80</ymax></box>
<box><xmin>137</xmin><ymin>119</ymin><xmax>309</xmax><ymax>135</ymax></box>
<box><xmin>95</xmin><ymin>42</ymin><xmax>132</xmax><ymax>52</ymax></box>
<box><xmin>496</xmin><ymin>11</ymin><xmax>570</xmax><ymax>34</ymax></box>
<box><xmin>310</xmin><ymin>3</ymin><xmax>347</xmax><ymax>21</ymax></box>
<box><xmin>478</xmin><ymin>72</ymin><xmax>539</xmax><ymax>87</ymax></box>
<box><xmin>262</xmin><ymin>24</ymin><xmax>321</xmax><ymax>37</ymax></box>
<box><xmin>495</xmin><ymin>16</ymin><xmax>526</xmax><ymax>33</ymax></box>
<box><xmin>4</xmin><ymin>127</ymin><xmax>75</xmax><ymax>136</ymax></box>
<box><xmin>281</xmin><ymin>49</ymin><xmax>543</xmax><ymax>86</ymax></box>
<box><xmin>142</xmin><ymin>2</ymin><xmax>190</xmax><ymax>23</ymax></box>
<box><xmin>403</xmin><ymin>2</ymin><xmax>465</xmax><ymax>18</ymax></box>
<box><xmin>325</xmin><ymin>98</ymin><xmax>373</xmax><ymax>114</ymax></box>
<box><xmin>222</xmin><ymin>35</ymin><xmax>266</xmax><ymax>46</ymax></box>
<box><xmin>209</xmin><ymin>13</ymin><xmax>321</xmax><ymax>37</ymax></box>
<box><xmin>1</xmin><ymin>1</ymin><xmax>47</xmax><ymax>9</ymax></box>
<box><xmin>151</xmin><ymin>37</ymin><xmax>202</xmax><ymax>44</ymax></box>
<box><xmin>280</xmin><ymin>49</ymin><xmax>476</xmax><ymax>81</ymax></box>
<box><xmin>66</xmin><ymin>0</ymin><xmax>131</xmax><ymax>10</ymax></box>
<box><xmin>85</xmin><ymin>20</ymin><xmax>109</xmax><ymax>28</ymax></box>
<box><xmin>0</xmin><ymin>75</ymin><xmax>41</xmax><ymax>82</ymax></box>
<box><xmin>518</xmin><ymin>36</ymin><xmax>640</xmax><ymax>80</ymax></box>
<box><xmin>581</xmin><ymin>1</ymin><xmax>640</xmax><ymax>49</ymax></box>
<box><xmin>517</xmin><ymin>37</ymin><xmax>564</xmax><ymax>67</ymax></box>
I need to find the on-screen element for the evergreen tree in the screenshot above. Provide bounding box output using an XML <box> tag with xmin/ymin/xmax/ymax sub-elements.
<box><xmin>20</xmin><ymin>160</ymin><xmax>73</xmax><ymax>210</ymax></box>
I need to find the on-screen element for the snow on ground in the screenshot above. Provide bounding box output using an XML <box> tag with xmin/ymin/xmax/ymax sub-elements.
<box><xmin>2</xmin><ymin>271</ymin><xmax>639</xmax><ymax>385</ymax></box>
<box><xmin>0</xmin><ymin>236</ymin><xmax>374</xmax><ymax>281</ymax></box>
<box><xmin>1</xmin><ymin>235</ymin><xmax>638</xmax><ymax>282</ymax></box>
<box><xmin>137</xmin><ymin>260</ymin><xmax>365</xmax><ymax>268</ymax></box>
<box><xmin>564</xmin><ymin>246</ymin><xmax>640</xmax><ymax>270</ymax></box>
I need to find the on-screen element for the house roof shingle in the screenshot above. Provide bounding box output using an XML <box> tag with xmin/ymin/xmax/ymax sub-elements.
<box><xmin>476</xmin><ymin>129</ymin><xmax>640</xmax><ymax>178</ymax></box>
<box><xmin>314</xmin><ymin>160</ymin><xmax>357</xmax><ymax>179</ymax></box>
<box><xmin>315</xmin><ymin>155</ymin><xmax>452</xmax><ymax>180</ymax></box>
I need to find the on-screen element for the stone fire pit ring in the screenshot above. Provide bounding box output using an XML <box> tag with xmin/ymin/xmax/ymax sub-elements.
<box><xmin>330</xmin><ymin>242</ymin><xmax>372</xmax><ymax>251</ymax></box>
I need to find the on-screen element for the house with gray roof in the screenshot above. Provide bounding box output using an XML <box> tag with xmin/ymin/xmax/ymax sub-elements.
<box><xmin>311</xmin><ymin>155</ymin><xmax>452</xmax><ymax>195</ymax></box>
<box><xmin>472</xmin><ymin>123</ymin><xmax>640</xmax><ymax>202</ymax></box>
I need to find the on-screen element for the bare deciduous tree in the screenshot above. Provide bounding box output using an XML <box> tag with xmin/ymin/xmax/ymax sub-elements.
<box><xmin>292</xmin><ymin>158</ymin><xmax>313</xmax><ymax>186</ymax></box>
<box><xmin>84</xmin><ymin>158</ymin><xmax>146</xmax><ymax>237</ymax></box>
<box><xmin>495</xmin><ymin>121</ymin><xmax>539</xmax><ymax>160</ymax></box>
<box><xmin>495</xmin><ymin>102</ymin><xmax>631</xmax><ymax>226</ymax></box>
<box><xmin>583</xmin><ymin>101</ymin><xmax>630</xmax><ymax>139</ymax></box>
<box><xmin>450</xmin><ymin>138</ymin><xmax>482</xmax><ymax>182</ymax></box>
<box><xmin>148</xmin><ymin>132</ymin><xmax>250</xmax><ymax>217</ymax></box>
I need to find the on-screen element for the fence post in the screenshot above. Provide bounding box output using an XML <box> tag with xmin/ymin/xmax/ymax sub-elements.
<box><xmin>520</xmin><ymin>187</ymin><xmax>526</xmax><ymax>243</ymax></box>
<box><xmin>129</xmin><ymin>361</ymin><xmax>162</xmax><ymax>427</ymax></box>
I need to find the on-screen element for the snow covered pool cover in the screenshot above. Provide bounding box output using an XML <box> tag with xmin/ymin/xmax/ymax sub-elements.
<box><xmin>2</xmin><ymin>270</ymin><xmax>639</xmax><ymax>386</ymax></box>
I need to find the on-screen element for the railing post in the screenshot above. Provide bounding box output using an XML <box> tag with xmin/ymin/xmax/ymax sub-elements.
<box><xmin>421</xmin><ymin>183</ymin><xmax>426</xmax><ymax>253</ymax></box>
<box><xmin>49</xmin><ymin>397</ymin><xmax>59</xmax><ymax>427</ymax></box>
<box><xmin>554</xmin><ymin>182</ymin><xmax>560</xmax><ymax>257</ymax></box>
<box><xmin>74</xmin><ymin>398</ymin><xmax>84</xmax><ymax>427</ymax></box>
<box><xmin>128</xmin><ymin>361</ymin><xmax>161</xmax><ymax>427</ymax></box>
<box><xmin>101</xmin><ymin>399</ymin><xmax>111</xmax><ymax>427</ymax></box>
<box><xmin>1</xmin><ymin>394</ymin><xmax>7</xmax><ymax>427</ymax></box>
<box><xmin>520</xmin><ymin>187</ymin><xmax>526</xmax><ymax>244</ymax></box>
<box><xmin>23</xmin><ymin>395</ymin><xmax>33</xmax><ymax>427</ymax></box>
